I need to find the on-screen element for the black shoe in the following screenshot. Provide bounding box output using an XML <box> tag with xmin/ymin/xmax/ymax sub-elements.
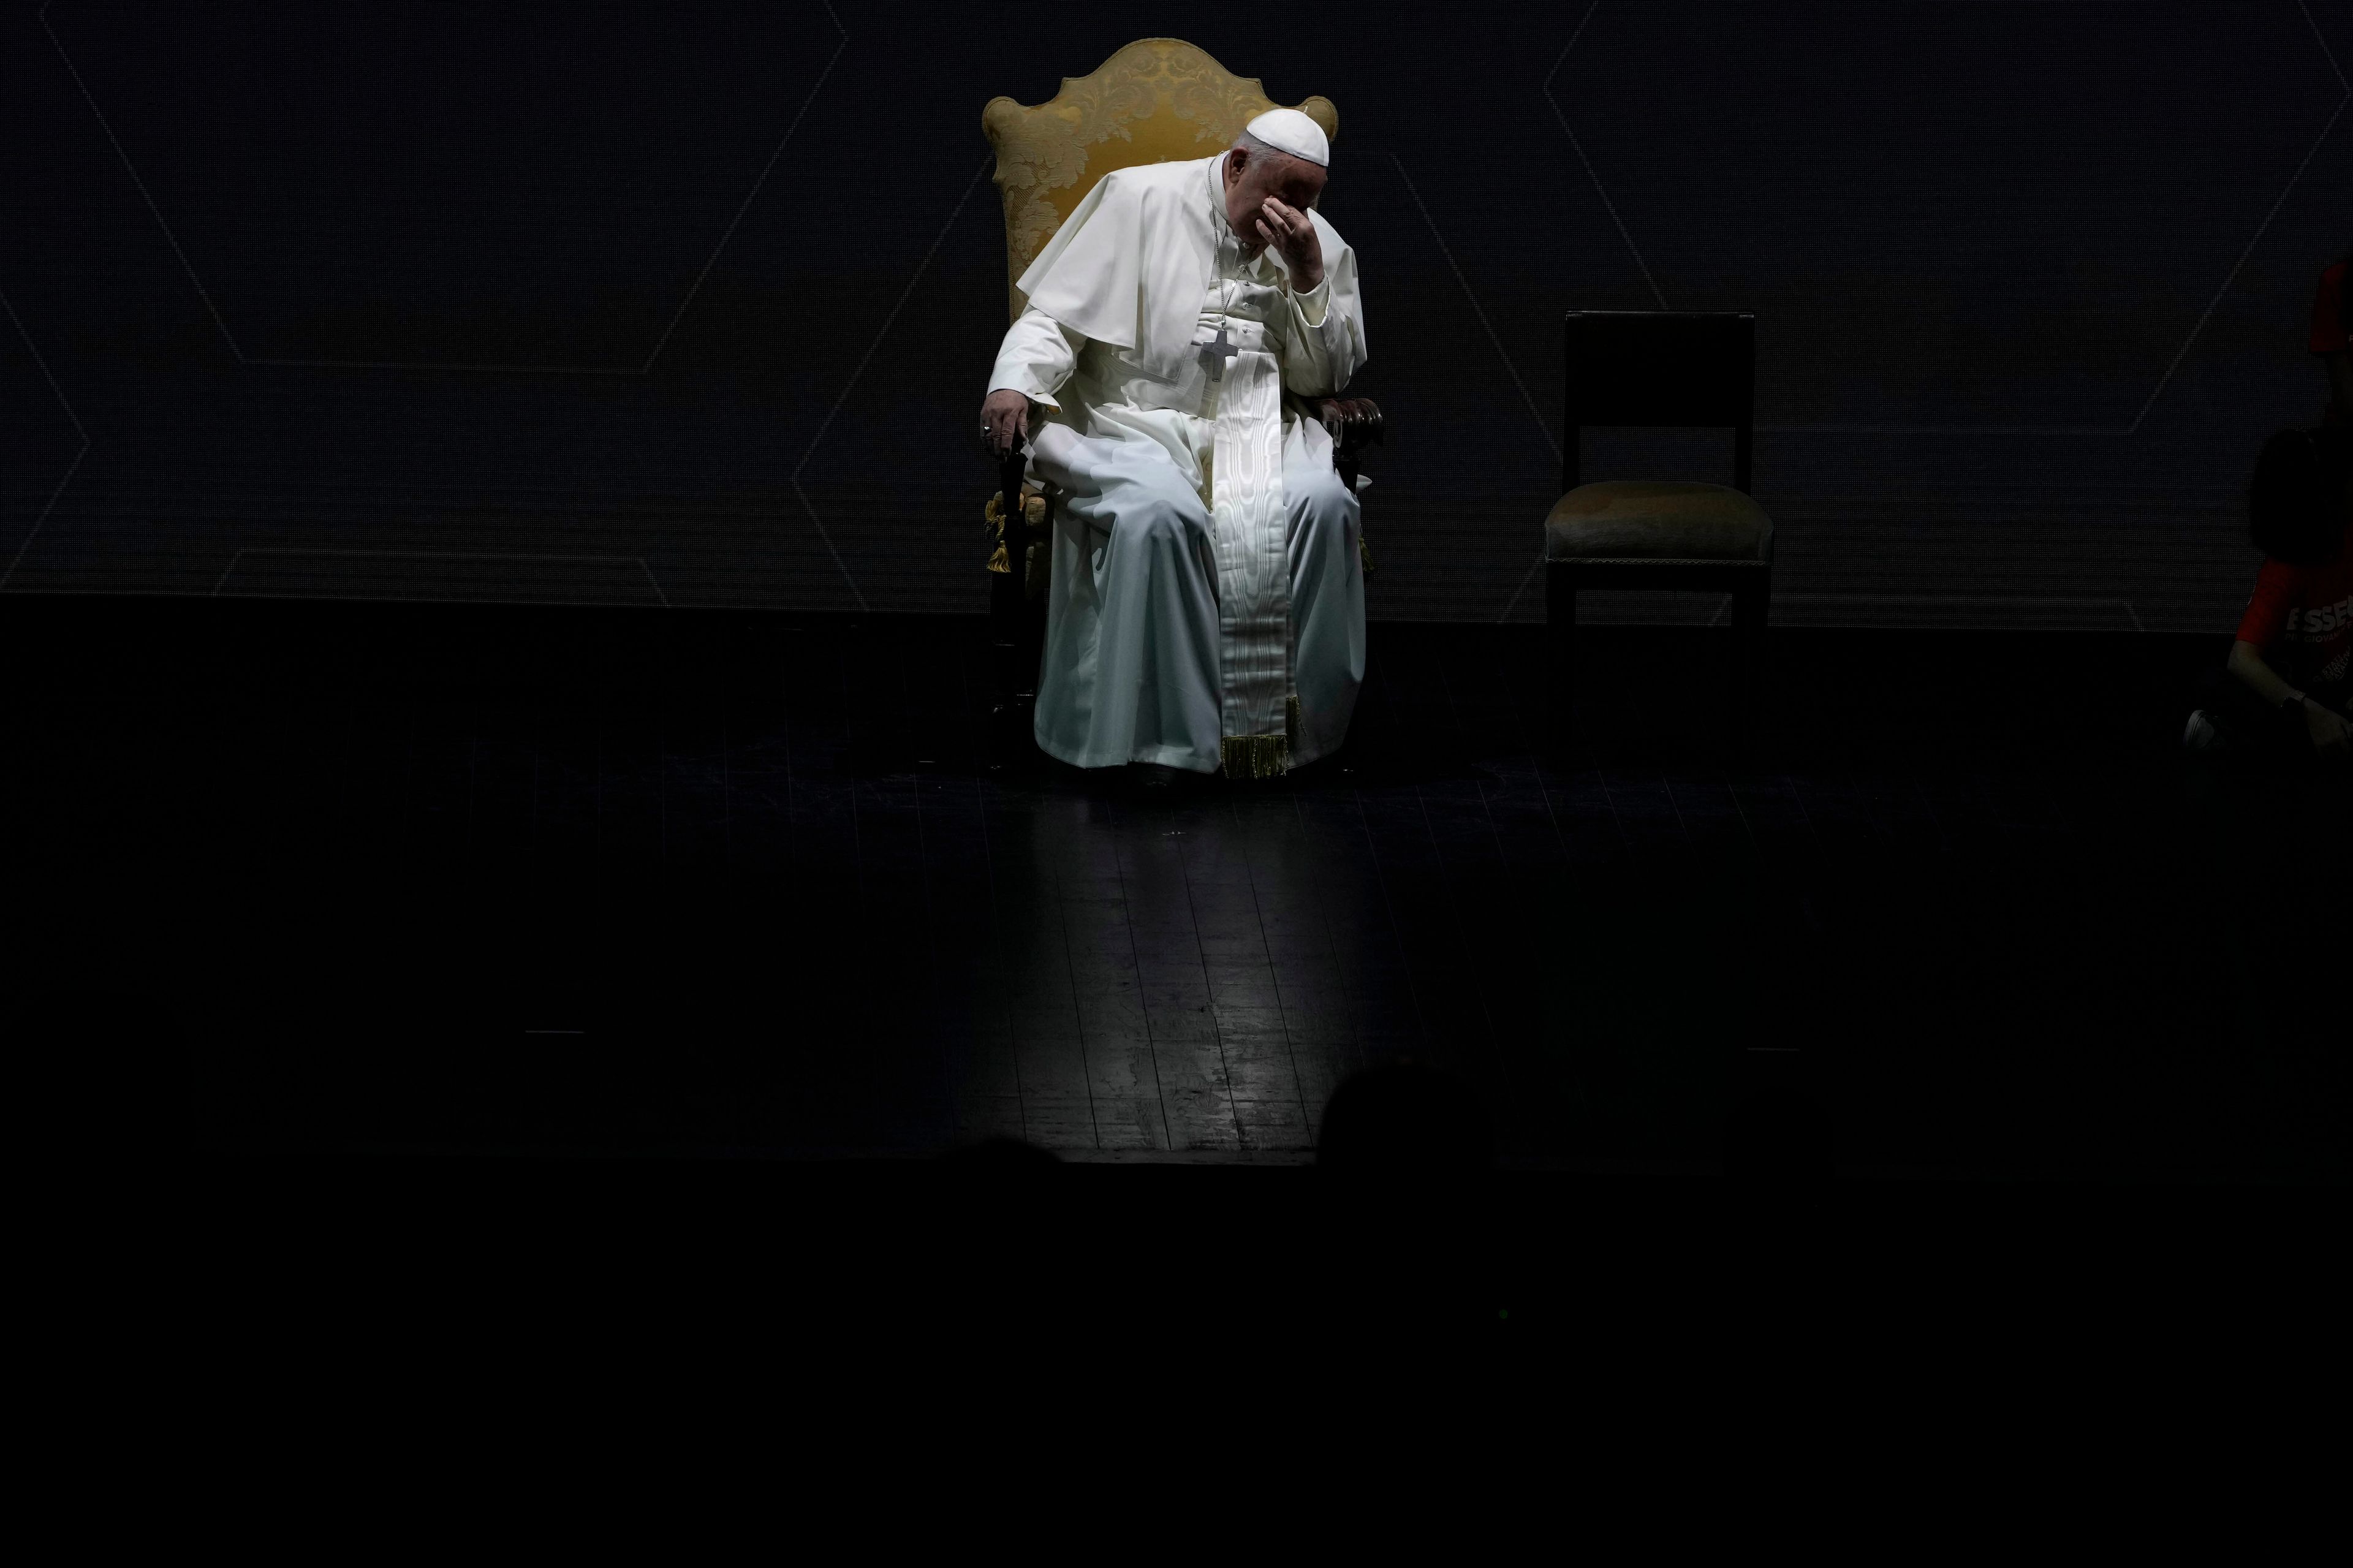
<box><xmin>1131</xmin><ymin>762</ymin><xmax>1183</xmax><ymax>792</ymax></box>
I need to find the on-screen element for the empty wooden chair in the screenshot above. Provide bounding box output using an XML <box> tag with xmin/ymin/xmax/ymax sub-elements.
<box><xmin>1545</xmin><ymin>310</ymin><xmax>1773</xmax><ymax>755</ymax></box>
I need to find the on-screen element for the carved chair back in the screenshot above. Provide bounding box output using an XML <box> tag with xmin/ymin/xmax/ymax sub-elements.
<box><xmin>982</xmin><ymin>39</ymin><xmax>1338</xmax><ymax>322</ymax></box>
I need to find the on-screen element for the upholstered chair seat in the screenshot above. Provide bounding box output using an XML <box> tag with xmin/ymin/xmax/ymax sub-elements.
<box><xmin>1545</xmin><ymin>480</ymin><xmax>1775</xmax><ymax>563</ymax></box>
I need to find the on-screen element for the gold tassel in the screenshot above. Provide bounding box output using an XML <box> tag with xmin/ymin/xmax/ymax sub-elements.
<box><xmin>983</xmin><ymin>493</ymin><xmax>1010</xmax><ymax>574</ymax></box>
<box><xmin>1219</xmin><ymin>695</ymin><xmax>1305</xmax><ymax>780</ymax></box>
<box><xmin>983</xmin><ymin>491</ymin><xmax>1048</xmax><ymax>575</ymax></box>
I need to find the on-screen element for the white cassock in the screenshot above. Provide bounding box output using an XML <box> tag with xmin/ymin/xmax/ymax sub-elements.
<box><xmin>988</xmin><ymin>153</ymin><xmax>1370</xmax><ymax>776</ymax></box>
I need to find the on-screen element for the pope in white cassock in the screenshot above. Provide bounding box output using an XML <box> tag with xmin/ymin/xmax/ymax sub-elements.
<box><xmin>980</xmin><ymin>108</ymin><xmax>1369</xmax><ymax>784</ymax></box>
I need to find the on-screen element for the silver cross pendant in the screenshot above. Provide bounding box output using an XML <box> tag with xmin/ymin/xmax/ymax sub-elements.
<box><xmin>1197</xmin><ymin>325</ymin><xmax>1238</xmax><ymax>383</ymax></box>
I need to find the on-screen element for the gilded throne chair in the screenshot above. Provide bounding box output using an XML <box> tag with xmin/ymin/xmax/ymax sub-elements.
<box><xmin>980</xmin><ymin>39</ymin><xmax>1385</xmax><ymax>764</ymax></box>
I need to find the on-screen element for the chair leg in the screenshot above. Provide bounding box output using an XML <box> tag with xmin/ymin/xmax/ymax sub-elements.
<box><xmin>1022</xmin><ymin>553</ymin><xmax>1047</xmax><ymax>708</ymax></box>
<box><xmin>1545</xmin><ymin>563</ymin><xmax>1575</xmax><ymax>757</ymax></box>
<box><xmin>988</xmin><ymin>561</ymin><xmax>1030</xmax><ymax>770</ymax></box>
<box><xmin>1731</xmin><ymin>569</ymin><xmax>1769</xmax><ymax>760</ymax></box>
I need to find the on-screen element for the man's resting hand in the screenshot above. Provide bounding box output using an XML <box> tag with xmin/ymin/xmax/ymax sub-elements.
<box><xmin>981</xmin><ymin>390</ymin><xmax>1030</xmax><ymax>460</ymax></box>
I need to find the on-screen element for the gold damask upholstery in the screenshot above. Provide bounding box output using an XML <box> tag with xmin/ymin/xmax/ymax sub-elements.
<box><xmin>982</xmin><ymin>39</ymin><xmax>1338</xmax><ymax>322</ymax></box>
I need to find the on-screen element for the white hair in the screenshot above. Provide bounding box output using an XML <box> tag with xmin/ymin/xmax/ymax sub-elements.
<box><xmin>1230</xmin><ymin>129</ymin><xmax>1309</xmax><ymax>169</ymax></box>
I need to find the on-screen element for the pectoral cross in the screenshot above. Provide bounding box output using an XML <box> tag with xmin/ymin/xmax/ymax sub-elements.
<box><xmin>1197</xmin><ymin>325</ymin><xmax>1238</xmax><ymax>383</ymax></box>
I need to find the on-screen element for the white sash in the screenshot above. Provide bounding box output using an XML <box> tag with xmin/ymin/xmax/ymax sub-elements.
<box><xmin>1205</xmin><ymin>327</ymin><xmax>1292</xmax><ymax>778</ymax></box>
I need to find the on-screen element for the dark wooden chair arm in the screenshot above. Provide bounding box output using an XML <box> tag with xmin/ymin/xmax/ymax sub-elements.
<box><xmin>1307</xmin><ymin>396</ymin><xmax>1384</xmax><ymax>460</ymax></box>
<box><xmin>997</xmin><ymin>447</ymin><xmax>1029</xmax><ymax>534</ymax></box>
<box><xmin>1306</xmin><ymin>398</ymin><xmax>1383</xmax><ymax>541</ymax></box>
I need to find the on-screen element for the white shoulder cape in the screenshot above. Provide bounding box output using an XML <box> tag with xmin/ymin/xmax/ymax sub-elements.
<box><xmin>1015</xmin><ymin>155</ymin><xmax>1366</xmax><ymax>384</ymax></box>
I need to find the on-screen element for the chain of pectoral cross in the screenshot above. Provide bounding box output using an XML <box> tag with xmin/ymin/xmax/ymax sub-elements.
<box><xmin>1198</xmin><ymin>249</ymin><xmax>1243</xmax><ymax>383</ymax></box>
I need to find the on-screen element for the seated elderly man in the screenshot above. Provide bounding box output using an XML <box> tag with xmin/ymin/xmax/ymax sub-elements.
<box><xmin>980</xmin><ymin>109</ymin><xmax>1369</xmax><ymax>787</ymax></box>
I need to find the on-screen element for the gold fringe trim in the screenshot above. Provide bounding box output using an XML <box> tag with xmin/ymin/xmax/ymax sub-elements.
<box><xmin>1220</xmin><ymin>695</ymin><xmax>1303</xmax><ymax>779</ymax></box>
<box><xmin>1221</xmin><ymin>733</ymin><xmax>1289</xmax><ymax>779</ymax></box>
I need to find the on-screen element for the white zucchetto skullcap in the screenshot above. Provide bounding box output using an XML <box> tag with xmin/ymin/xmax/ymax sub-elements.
<box><xmin>1244</xmin><ymin>107</ymin><xmax>1328</xmax><ymax>167</ymax></box>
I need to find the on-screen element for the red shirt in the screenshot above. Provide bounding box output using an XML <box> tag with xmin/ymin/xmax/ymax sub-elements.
<box><xmin>2237</xmin><ymin>545</ymin><xmax>2353</xmax><ymax>692</ymax></box>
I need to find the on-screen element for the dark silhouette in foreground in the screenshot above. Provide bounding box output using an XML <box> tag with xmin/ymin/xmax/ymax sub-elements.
<box><xmin>1316</xmin><ymin>1058</ymin><xmax>1493</xmax><ymax>1178</ymax></box>
<box><xmin>939</xmin><ymin>1135</ymin><xmax>1062</xmax><ymax>1169</ymax></box>
<box><xmin>1722</xmin><ymin>1050</ymin><xmax>1833</xmax><ymax>1186</ymax></box>
<box><xmin>1313</xmin><ymin>1059</ymin><xmax>1501</xmax><ymax>1325</ymax></box>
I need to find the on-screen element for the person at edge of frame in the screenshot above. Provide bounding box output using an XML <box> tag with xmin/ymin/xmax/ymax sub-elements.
<box><xmin>2184</xmin><ymin>246</ymin><xmax>2352</xmax><ymax>762</ymax></box>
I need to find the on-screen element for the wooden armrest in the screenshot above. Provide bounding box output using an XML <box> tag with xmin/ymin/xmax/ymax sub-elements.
<box><xmin>997</xmin><ymin>447</ymin><xmax>1028</xmax><ymax>526</ymax></box>
<box><xmin>1308</xmin><ymin>396</ymin><xmax>1384</xmax><ymax>456</ymax></box>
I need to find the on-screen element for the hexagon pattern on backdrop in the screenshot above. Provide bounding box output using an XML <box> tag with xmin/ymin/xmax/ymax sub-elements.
<box><xmin>44</xmin><ymin>1</ymin><xmax>843</xmax><ymax>373</ymax></box>
<box><xmin>1542</xmin><ymin>1</ymin><xmax>2347</xmax><ymax>432</ymax></box>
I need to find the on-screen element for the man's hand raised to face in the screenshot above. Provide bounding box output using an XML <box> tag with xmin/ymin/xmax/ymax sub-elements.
<box><xmin>1254</xmin><ymin>198</ymin><xmax>1324</xmax><ymax>293</ymax></box>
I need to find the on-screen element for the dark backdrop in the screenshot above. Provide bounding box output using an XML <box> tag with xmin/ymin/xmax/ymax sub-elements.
<box><xmin>4</xmin><ymin>1</ymin><xmax>2348</xmax><ymax>627</ymax></box>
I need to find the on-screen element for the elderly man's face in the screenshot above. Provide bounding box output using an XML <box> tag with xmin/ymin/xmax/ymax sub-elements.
<box><xmin>1223</xmin><ymin>146</ymin><xmax>1326</xmax><ymax>251</ymax></box>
